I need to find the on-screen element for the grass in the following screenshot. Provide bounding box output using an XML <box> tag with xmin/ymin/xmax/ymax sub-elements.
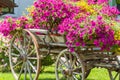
<box><xmin>0</xmin><ymin>65</ymin><xmax>119</xmax><ymax>80</ymax></box>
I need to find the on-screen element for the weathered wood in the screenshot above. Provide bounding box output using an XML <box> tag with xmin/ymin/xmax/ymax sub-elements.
<box><xmin>0</xmin><ymin>0</ymin><xmax>17</xmax><ymax>8</ymax></box>
<box><xmin>94</xmin><ymin>63</ymin><xmax>120</xmax><ymax>69</ymax></box>
<box><xmin>38</xmin><ymin>41</ymin><xmax>67</xmax><ymax>47</ymax></box>
<box><xmin>28</xmin><ymin>29</ymin><xmax>48</xmax><ymax>34</ymax></box>
<box><xmin>28</xmin><ymin>29</ymin><xmax>120</xmax><ymax>73</ymax></box>
<box><xmin>40</xmin><ymin>48</ymin><xmax>62</xmax><ymax>54</ymax></box>
<box><xmin>28</xmin><ymin>29</ymin><xmax>66</xmax><ymax>43</ymax></box>
<box><xmin>36</xmin><ymin>35</ymin><xmax>65</xmax><ymax>43</ymax></box>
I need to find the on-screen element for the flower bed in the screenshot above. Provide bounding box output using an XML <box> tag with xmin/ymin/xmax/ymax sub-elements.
<box><xmin>0</xmin><ymin>0</ymin><xmax>120</xmax><ymax>52</ymax></box>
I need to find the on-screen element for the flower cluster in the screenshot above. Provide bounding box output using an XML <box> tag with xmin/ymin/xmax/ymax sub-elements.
<box><xmin>32</xmin><ymin>0</ymin><xmax>80</xmax><ymax>31</ymax></box>
<box><xmin>58</xmin><ymin>14</ymin><xmax>118</xmax><ymax>51</ymax></box>
<box><xmin>0</xmin><ymin>17</ymin><xmax>17</xmax><ymax>36</ymax></box>
<box><xmin>58</xmin><ymin>0</ymin><xmax>120</xmax><ymax>51</ymax></box>
<box><xmin>75</xmin><ymin>0</ymin><xmax>95</xmax><ymax>14</ymax></box>
<box><xmin>0</xmin><ymin>16</ymin><xmax>35</xmax><ymax>36</ymax></box>
<box><xmin>0</xmin><ymin>0</ymin><xmax>120</xmax><ymax>51</ymax></box>
<box><xmin>92</xmin><ymin>16</ymin><xmax>116</xmax><ymax>50</ymax></box>
<box><xmin>100</xmin><ymin>5</ymin><xmax>120</xmax><ymax>17</ymax></box>
<box><xmin>58</xmin><ymin>17</ymin><xmax>89</xmax><ymax>51</ymax></box>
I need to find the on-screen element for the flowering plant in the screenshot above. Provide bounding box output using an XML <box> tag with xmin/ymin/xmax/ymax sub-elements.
<box><xmin>0</xmin><ymin>0</ymin><xmax>120</xmax><ymax>52</ymax></box>
<box><xmin>0</xmin><ymin>16</ymin><xmax>35</xmax><ymax>36</ymax></box>
<box><xmin>30</xmin><ymin>0</ymin><xmax>80</xmax><ymax>32</ymax></box>
<box><xmin>58</xmin><ymin>0</ymin><xmax>120</xmax><ymax>51</ymax></box>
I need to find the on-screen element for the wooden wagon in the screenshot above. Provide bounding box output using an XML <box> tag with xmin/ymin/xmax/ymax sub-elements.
<box><xmin>9</xmin><ymin>29</ymin><xmax>120</xmax><ymax>80</ymax></box>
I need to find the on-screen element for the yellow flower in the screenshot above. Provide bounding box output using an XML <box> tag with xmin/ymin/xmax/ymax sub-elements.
<box><xmin>75</xmin><ymin>1</ymin><xmax>95</xmax><ymax>14</ymax></box>
<box><xmin>115</xmin><ymin>48</ymin><xmax>120</xmax><ymax>55</ymax></box>
<box><xmin>114</xmin><ymin>31</ymin><xmax>120</xmax><ymax>40</ymax></box>
<box><xmin>26</xmin><ymin>6</ymin><xmax>35</xmax><ymax>16</ymax></box>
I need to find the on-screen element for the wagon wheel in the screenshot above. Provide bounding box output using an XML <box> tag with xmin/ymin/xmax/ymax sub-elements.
<box><xmin>55</xmin><ymin>49</ymin><xmax>85</xmax><ymax>80</ymax></box>
<box><xmin>9</xmin><ymin>29</ymin><xmax>41</xmax><ymax>80</ymax></box>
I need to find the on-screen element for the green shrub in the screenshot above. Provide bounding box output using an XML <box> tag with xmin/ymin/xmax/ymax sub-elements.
<box><xmin>0</xmin><ymin>47</ymin><xmax>10</xmax><ymax>72</ymax></box>
<box><xmin>0</xmin><ymin>37</ymin><xmax>10</xmax><ymax>72</ymax></box>
<box><xmin>41</xmin><ymin>55</ymin><xmax>55</xmax><ymax>66</ymax></box>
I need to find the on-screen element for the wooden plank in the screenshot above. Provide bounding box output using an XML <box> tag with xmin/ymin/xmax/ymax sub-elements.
<box><xmin>38</xmin><ymin>42</ymin><xmax>67</xmax><ymax>47</ymax></box>
<box><xmin>39</xmin><ymin>48</ymin><xmax>61</xmax><ymax>54</ymax></box>
<box><xmin>28</xmin><ymin>29</ymin><xmax>48</xmax><ymax>34</ymax></box>
<box><xmin>36</xmin><ymin>35</ymin><xmax>65</xmax><ymax>43</ymax></box>
<box><xmin>94</xmin><ymin>63</ymin><xmax>120</xmax><ymax>69</ymax></box>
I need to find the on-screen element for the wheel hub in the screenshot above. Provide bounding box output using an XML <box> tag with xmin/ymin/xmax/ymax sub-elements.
<box><xmin>19</xmin><ymin>54</ymin><xmax>27</xmax><ymax>62</ymax></box>
<box><xmin>63</xmin><ymin>69</ymin><xmax>73</xmax><ymax>76</ymax></box>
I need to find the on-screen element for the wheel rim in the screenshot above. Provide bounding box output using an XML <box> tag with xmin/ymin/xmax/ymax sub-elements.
<box><xmin>9</xmin><ymin>30</ymin><xmax>41</xmax><ymax>80</ymax></box>
<box><xmin>55</xmin><ymin>49</ymin><xmax>85</xmax><ymax>80</ymax></box>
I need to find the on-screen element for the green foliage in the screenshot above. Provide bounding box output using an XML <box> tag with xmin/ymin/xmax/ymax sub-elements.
<box><xmin>41</xmin><ymin>55</ymin><xmax>55</xmax><ymax>66</ymax></box>
<box><xmin>0</xmin><ymin>47</ymin><xmax>10</xmax><ymax>72</ymax></box>
<box><xmin>0</xmin><ymin>37</ymin><xmax>10</xmax><ymax>72</ymax></box>
<box><xmin>116</xmin><ymin>0</ymin><xmax>120</xmax><ymax>4</ymax></box>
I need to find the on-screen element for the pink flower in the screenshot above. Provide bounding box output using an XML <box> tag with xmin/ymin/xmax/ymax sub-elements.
<box><xmin>69</xmin><ymin>48</ymin><xmax>75</xmax><ymax>52</ymax></box>
<box><xmin>75</xmin><ymin>42</ymin><xmax>80</xmax><ymax>46</ymax></box>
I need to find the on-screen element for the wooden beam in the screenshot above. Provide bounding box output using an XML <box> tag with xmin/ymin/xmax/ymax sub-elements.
<box><xmin>0</xmin><ymin>0</ymin><xmax>17</xmax><ymax>8</ymax></box>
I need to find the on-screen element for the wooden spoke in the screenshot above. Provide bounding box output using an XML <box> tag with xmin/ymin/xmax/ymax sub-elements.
<box><xmin>24</xmin><ymin>63</ymin><xmax>27</xmax><ymax>80</ymax></box>
<box><xmin>26</xmin><ymin>40</ymin><xmax>32</xmax><ymax>54</ymax></box>
<box><xmin>23</xmin><ymin>31</ymin><xmax>27</xmax><ymax>47</ymax></box>
<box><xmin>26</xmin><ymin>62</ymin><xmax>33</xmax><ymax>80</ymax></box>
<box><xmin>69</xmin><ymin>52</ymin><xmax>72</xmax><ymax>67</ymax></box>
<box><xmin>28</xmin><ymin>48</ymin><xmax>35</xmax><ymax>57</ymax></box>
<box><xmin>72</xmin><ymin>57</ymin><xmax>77</xmax><ymax>68</ymax></box>
<box><xmin>57</xmin><ymin>63</ymin><xmax>64</xmax><ymax>71</ymax></box>
<box><xmin>73</xmin><ymin>75</ymin><xmax>78</xmax><ymax>80</ymax></box>
<box><xmin>28</xmin><ymin>60</ymin><xmax>37</xmax><ymax>73</ymax></box>
<box><xmin>13</xmin><ymin>61</ymin><xmax>22</xmax><ymax>69</ymax></box>
<box><xmin>13</xmin><ymin>44</ymin><xmax>21</xmax><ymax>53</ymax></box>
<box><xmin>59</xmin><ymin>59</ymin><xmax>69</xmax><ymax>68</ymax></box>
<box><xmin>28</xmin><ymin>57</ymin><xmax>37</xmax><ymax>60</ymax></box>
<box><xmin>11</xmin><ymin>53</ymin><xmax>19</xmax><ymax>57</ymax></box>
<box><xmin>18</xmin><ymin>62</ymin><xmax>25</xmax><ymax>79</ymax></box>
<box><xmin>57</xmin><ymin>67</ymin><xmax>63</xmax><ymax>71</ymax></box>
<box><xmin>17</xmin><ymin>36</ymin><xmax>25</xmax><ymax>53</ymax></box>
<box><xmin>63</xmin><ymin>54</ymin><xmax>70</xmax><ymax>68</ymax></box>
<box><xmin>73</xmin><ymin>72</ymin><xmax>82</xmax><ymax>75</ymax></box>
<box><xmin>23</xmin><ymin>33</ymin><xmax>32</xmax><ymax>54</ymax></box>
